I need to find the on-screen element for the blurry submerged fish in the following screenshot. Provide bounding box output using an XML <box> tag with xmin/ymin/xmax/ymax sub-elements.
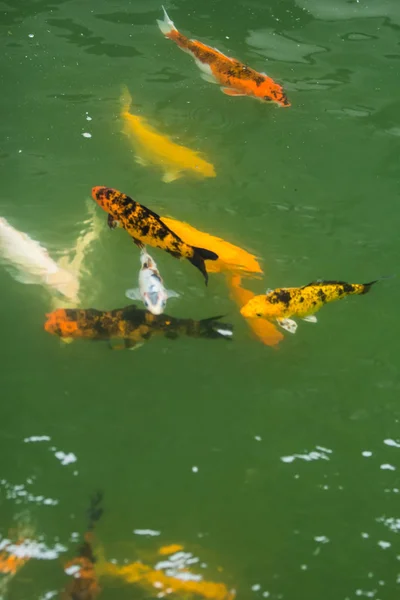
<box><xmin>227</xmin><ymin>274</ymin><xmax>283</xmax><ymax>347</ymax></box>
<box><xmin>98</xmin><ymin>545</ymin><xmax>235</xmax><ymax>600</ymax></box>
<box><xmin>121</xmin><ymin>87</ymin><xmax>216</xmax><ymax>183</ymax></box>
<box><xmin>0</xmin><ymin>217</ymin><xmax>79</xmax><ymax>301</ymax></box>
<box><xmin>44</xmin><ymin>304</ymin><xmax>233</xmax><ymax>349</ymax></box>
<box><xmin>240</xmin><ymin>279</ymin><xmax>386</xmax><ymax>334</ymax></box>
<box><xmin>125</xmin><ymin>247</ymin><xmax>179</xmax><ymax>315</ymax></box>
<box><xmin>51</xmin><ymin>202</ymin><xmax>103</xmax><ymax>309</ymax></box>
<box><xmin>91</xmin><ymin>186</ymin><xmax>218</xmax><ymax>284</ymax></box>
<box><xmin>62</xmin><ymin>491</ymin><xmax>103</xmax><ymax>600</ymax></box>
<box><xmin>157</xmin><ymin>6</ymin><xmax>289</xmax><ymax>106</ymax></box>
<box><xmin>0</xmin><ymin>519</ymin><xmax>35</xmax><ymax>598</ymax></box>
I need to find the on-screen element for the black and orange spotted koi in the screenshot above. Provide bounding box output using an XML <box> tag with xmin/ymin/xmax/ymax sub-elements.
<box><xmin>91</xmin><ymin>186</ymin><xmax>218</xmax><ymax>285</ymax></box>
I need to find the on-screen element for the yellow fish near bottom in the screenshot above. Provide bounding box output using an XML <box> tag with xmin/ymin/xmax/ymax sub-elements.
<box><xmin>240</xmin><ymin>278</ymin><xmax>386</xmax><ymax>334</ymax></box>
<box><xmin>121</xmin><ymin>86</ymin><xmax>216</xmax><ymax>183</ymax></box>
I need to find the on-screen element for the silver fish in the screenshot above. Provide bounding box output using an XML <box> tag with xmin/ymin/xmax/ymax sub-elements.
<box><xmin>125</xmin><ymin>248</ymin><xmax>179</xmax><ymax>315</ymax></box>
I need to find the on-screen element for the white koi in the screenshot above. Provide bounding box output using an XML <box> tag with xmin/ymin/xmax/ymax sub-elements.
<box><xmin>0</xmin><ymin>217</ymin><xmax>79</xmax><ymax>302</ymax></box>
<box><xmin>125</xmin><ymin>248</ymin><xmax>179</xmax><ymax>315</ymax></box>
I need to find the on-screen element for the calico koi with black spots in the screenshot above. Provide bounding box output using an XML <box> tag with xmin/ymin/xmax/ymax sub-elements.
<box><xmin>91</xmin><ymin>186</ymin><xmax>218</xmax><ymax>285</ymax></box>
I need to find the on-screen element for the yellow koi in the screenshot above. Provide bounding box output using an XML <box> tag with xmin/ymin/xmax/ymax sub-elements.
<box><xmin>161</xmin><ymin>216</ymin><xmax>262</xmax><ymax>277</ymax></box>
<box><xmin>240</xmin><ymin>279</ymin><xmax>385</xmax><ymax>334</ymax></box>
<box><xmin>99</xmin><ymin>553</ymin><xmax>235</xmax><ymax>599</ymax></box>
<box><xmin>121</xmin><ymin>86</ymin><xmax>216</xmax><ymax>183</ymax></box>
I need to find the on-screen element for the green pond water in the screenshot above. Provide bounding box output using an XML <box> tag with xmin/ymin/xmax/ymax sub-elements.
<box><xmin>1</xmin><ymin>0</ymin><xmax>400</xmax><ymax>598</ymax></box>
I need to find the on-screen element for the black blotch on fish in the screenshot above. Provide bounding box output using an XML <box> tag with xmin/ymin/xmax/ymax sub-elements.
<box><xmin>342</xmin><ymin>283</ymin><xmax>354</xmax><ymax>293</ymax></box>
<box><xmin>155</xmin><ymin>228</ymin><xmax>168</xmax><ymax>240</ymax></box>
<box><xmin>317</xmin><ymin>289</ymin><xmax>327</xmax><ymax>302</ymax></box>
<box><xmin>274</xmin><ymin>289</ymin><xmax>292</xmax><ymax>306</ymax></box>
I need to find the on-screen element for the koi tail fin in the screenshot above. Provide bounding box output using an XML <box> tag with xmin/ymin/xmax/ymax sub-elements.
<box><xmin>198</xmin><ymin>315</ymin><xmax>233</xmax><ymax>340</ymax></box>
<box><xmin>189</xmin><ymin>247</ymin><xmax>219</xmax><ymax>286</ymax></box>
<box><xmin>120</xmin><ymin>85</ymin><xmax>132</xmax><ymax>114</ymax></box>
<box><xmin>157</xmin><ymin>6</ymin><xmax>177</xmax><ymax>37</ymax></box>
<box><xmin>361</xmin><ymin>274</ymin><xmax>395</xmax><ymax>295</ymax></box>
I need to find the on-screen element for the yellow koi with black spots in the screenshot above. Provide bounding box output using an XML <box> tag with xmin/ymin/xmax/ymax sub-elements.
<box><xmin>91</xmin><ymin>186</ymin><xmax>218</xmax><ymax>285</ymax></box>
<box><xmin>240</xmin><ymin>279</ymin><xmax>385</xmax><ymax>334</ymax></box>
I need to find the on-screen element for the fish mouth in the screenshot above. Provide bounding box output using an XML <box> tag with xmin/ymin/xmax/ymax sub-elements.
<box><xmin>240</xmin><ymin>305</ymin><xmax>256</xmax><ymax>318</ymax></box>
<box><xmin>91</xmin><ymin>186</ymin><xmax>107</xmax><ymax>208</ymax></box>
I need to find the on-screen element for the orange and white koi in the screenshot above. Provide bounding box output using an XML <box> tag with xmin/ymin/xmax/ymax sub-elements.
<box><xmin>157</xmin><ymin>6</ymin><xmax>289</xmax><ymax>106</ymax></box>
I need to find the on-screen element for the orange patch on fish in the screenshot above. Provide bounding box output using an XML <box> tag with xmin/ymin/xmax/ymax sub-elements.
<box><xmin>227</xmin><ymin>274</ymin><xmax>283</xmax><ymax>347</ymax></box>
<box><xmin>158</xmin><ymin>544</ymin><xmax>184</xmax><ymax>555</ymax></box>
<box><xmin>100</xmin><ymin>560</ymin><xmax>235</xmax><ymax>600</ymax></box>
<box><xmin>0</xmin><ymin>541</ymin><xmax>28</xmax><ymax>575</ymax></box>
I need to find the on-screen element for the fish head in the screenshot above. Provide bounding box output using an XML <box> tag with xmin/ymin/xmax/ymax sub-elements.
<box><xmin>201</xmin><ymin>162</ymin><xmax>216</xmax><ymax>178</ymax></box>
<box><xmin>139</xmin><ymin>249</ymin><xmax>155</xmax><ymax>270</ymax></box>
<box><xmin>44</xmin><ymin>309</ymin><xmax>79</xmax><ymax>337</ymax></box>
<box><xmin>142</xmin><ymin>288</ymin><xmax>168</xmax><ymax>315</ymax></box>
<box><xmin>91</xmin><ymin>186</ymin><xmax>122</xmax><ymax>214</ymax></box>
<box><xmin>259</xmin><ymin>81</ymin><xmax>290</xmax><ymax>107</ymax></box>
<box><xmin>240</xmin><ymin>294</ymin><xmax>275</xmax><ymax>318</ymax></box>
<box><xmin>44</xmin><ymin>309</ymin><xmax>67</xmax><ymax>336</ymax></box>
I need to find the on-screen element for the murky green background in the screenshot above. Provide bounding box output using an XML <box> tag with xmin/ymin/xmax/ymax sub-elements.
<box><xmin>1</xmin><ymin>0</ymin><xmax>400</xmax><ymax>598</ymax></box>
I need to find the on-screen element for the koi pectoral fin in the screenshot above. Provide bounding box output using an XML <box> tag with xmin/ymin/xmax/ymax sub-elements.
<box><xmin>276</xmin><ymin>318</ymin><xmax>297</xmax><ymax>334</ymax></box>
<box><xmin>125</xmin><ymin>288</ymin><xmax>142</xmax><ymax>301</ymax></box>
<box><xmin>201</xmin><ymin>72</ymin><xmax>218</xmax><ymax>84</ymax></box>
<box><xmin>162</xmin><ymin>170</ymin><xmax>182</xmax><ymax>183</ymax></box>
<box><xmin>167</xmin><ymin>289</ymin><xmax>180</xmax><ymax>299</ymax></box>
<box><xmin>132</xmin><ymin>237</ymin><xmax>145</xmax><ymax>249</ymax></box>
<box><xmin>220</xmin><ymin>87</ymin><xmax>246</xmax><ymax>97</ymax></box>
<box><xmin>108</xmin><ymin>338</ymin><xmax>138</xmax><ymax>350</ymax></box>
<box><xmin>303</xmin><ymin>315</ymin><xmax>317</xmax><ymax>323</ymax></box>
<box><xmin>135</xmin><ymin>155</ymin><xmax>149</xmax><ymax>167</ymax></box>
<box><xmin>107</xmin><ymin>214</ymin><xmax>119</xmax><ymax>230</ymax></box>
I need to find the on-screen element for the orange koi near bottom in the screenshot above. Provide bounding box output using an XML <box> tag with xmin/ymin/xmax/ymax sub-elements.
<box><xmin>99</xmin><ymin>544</ymin><xmax>236</xmax><ymax>600</ymax></box>
<box><xmin>62</xmin><ymin>492</ymin><xmax>103</xmax><ymax>600</ymax></box>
